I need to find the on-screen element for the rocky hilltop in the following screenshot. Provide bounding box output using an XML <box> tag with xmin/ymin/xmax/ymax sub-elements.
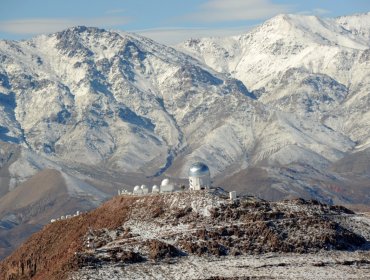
<box><xmin>0</xmin><ymin>189</ymin><xmax>369</xmax><ymax>279</ymax></box>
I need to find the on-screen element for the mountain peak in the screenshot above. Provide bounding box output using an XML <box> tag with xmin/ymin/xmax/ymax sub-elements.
<box><xmin>55</xmin><ymin>26</ymin><xmax>107</xmax><ymax>36</ymax></box>
<box><xmin>335</xmin><ymin>12</ymin><xmax>370</xmax><ymax>41</ymax></box>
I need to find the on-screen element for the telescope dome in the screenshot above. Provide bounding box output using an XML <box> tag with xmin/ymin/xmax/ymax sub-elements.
<box><xmin>188</xmin><ymin>162</ymin><xmax>210</xmax><ymax>177</ymax></box>
<box><xmin>161</xmin><ymin>178</ymin><xmax>170</xmax><ymax>186</ymax></box>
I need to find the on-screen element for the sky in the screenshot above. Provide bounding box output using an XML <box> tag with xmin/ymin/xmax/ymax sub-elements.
<box><xmin>0</xmin><ymin>0</ymin><xmax>369</xmax><ymax>44</ymax></box>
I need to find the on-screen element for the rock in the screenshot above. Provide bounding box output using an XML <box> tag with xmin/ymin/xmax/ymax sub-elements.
<box><xmin>147</xmin><ymin>240</ymin><xmax>183</xmax><ymax>260</ymax></box>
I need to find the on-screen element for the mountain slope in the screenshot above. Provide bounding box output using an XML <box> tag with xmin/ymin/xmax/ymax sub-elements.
<box><xmin>0</xmin><ymin>26</ymin><xmax>258</xmax><ymax>178</ymax></box>
<box><xmin>177</xmin><ymin>13</ymin><xmax>370</xmax><ymax>145</ymax></box>
<box><xmin>0</xmin><ymin>168</ymin><xmax>107</xmax><ymax>259</ymax></box>
<box><xmin>336</xmin><ymin>12</ymin><xmax>370</xmax><ymax>42</ymax></box>
<box><xmin>177</xmin><ymin>13</ymin><xmax>369</xmax><ymax>89</ymax></box>
<box><xmin>176</xmin><ymin>12</ymin><xmax>370</xmax><ymax>206</ymax></box>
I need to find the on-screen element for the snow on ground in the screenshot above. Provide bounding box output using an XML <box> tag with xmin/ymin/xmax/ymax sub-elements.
<box><xmin>68</xmin><ymin>191</ymin><xmax>370</xmax><ymax>280</ymax></box>
<box><xmin>71</xmin><ymin>251</ymin><xmax>370</xmax><ymax>280</ymax></box>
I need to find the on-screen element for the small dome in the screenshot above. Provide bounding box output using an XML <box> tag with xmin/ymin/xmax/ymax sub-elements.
<box><xmin>133</xmin><ymin>185</ymin><xmax>140</xmax><ymax>191</ymax></box>
<box><xmin>152</xmin><ymin>185</ymin><xmax>159</xmax><ymax>192</ymax></box>
<box><xmin>188</xmin><ymin>162</ymin><xmax>210</xmax><ymax>177</ymax></box>
<box><xmin>141</xmin><ymin>184</ymin><xmax>148</xmax><ymax>190</ymax></box>
<box><xmin>161</xmin><ymin>178</ymin><xmax>170</xmax><ymax>186</ymax></box>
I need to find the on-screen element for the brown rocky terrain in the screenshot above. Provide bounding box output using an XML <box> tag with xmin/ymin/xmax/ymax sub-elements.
<box><xmin>0</xmin><ymin>189</ymin><xmax>369</xmax><ymax>280</ymax></box>
<box><xmin>0</xmin><ymin>194</ymin><xmax>136</xmax><ymax>279</ymax></box>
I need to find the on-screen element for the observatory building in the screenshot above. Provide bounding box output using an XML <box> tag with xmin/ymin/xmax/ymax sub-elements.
<box><xmin>141</xmin><ymin>184</ymin><xmax>149</xmax><ymax>194</ymax></box>
<box><xmin>152</xmin><ymin>185</ymin><xmax>160</xmax><ymax>193</ymax></box>
<box><xmin>188</xmin><ymin>162</ymin><xmax>211</xmax><ymax>190</ymax></box>
<box><xmin>160</xmin><ymin>178</ymin><xmax>175</xmax><ymax>193</ymax></box>
<box><xmin>133</xmin><ymin>185</ymin><xmax>142</xmax><ymax>194</ymax></box>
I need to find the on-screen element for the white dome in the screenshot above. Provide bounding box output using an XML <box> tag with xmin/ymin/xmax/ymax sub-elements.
<box><xmin>160</xmin><ymin>183</ymin><xmax>175</xmax><ymax>192</ymax></box>
<box><xmin>141</xmin><ymin>184</ymin><xmax>148</xmax><ymax>190</ymax></box>
<box><xmin>161</xmin><ymin>178</ymin><xmax>170</xmax><ymax>186</ymax></box>
<box><xmin>133</xmin><ymin>185</ymin><xmax>141</xmax><ymax>191</ymax></box>
<box><xmin>152</xmin><ymin>185</ymin><xmax>159</xmax><ymax>190</ymax></box>
<box><xmin>188</xmin><ymin>162</ymin><xmax>210</xmax><ymax>177</ymax></box>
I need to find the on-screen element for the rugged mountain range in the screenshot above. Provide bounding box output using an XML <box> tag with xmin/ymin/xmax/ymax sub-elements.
<box><xmin>177</xmin><ymin>12</ymin><xmax>370</xmax><ymax>205</ymax></box>
<box><xmin>178</xmin><ymin>13</ymin><xmax>370</xmax><ymax>150</ymax></box>
<box><xmin>0</xmin><ymin>12</ymin><xmax>370</xmax><ymax>259</ymax></box>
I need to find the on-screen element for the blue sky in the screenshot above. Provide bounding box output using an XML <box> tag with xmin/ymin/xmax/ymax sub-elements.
<box><xmin>0</xmin><ymin>0</ymin><xmax>369</xmax><ymax>44</ymax></box>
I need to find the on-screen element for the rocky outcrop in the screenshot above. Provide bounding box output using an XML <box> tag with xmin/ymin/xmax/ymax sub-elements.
<box><xmin>147</xmin><ymin>240</ymin><xmax>183</xmax><ymax>260</ymax></box>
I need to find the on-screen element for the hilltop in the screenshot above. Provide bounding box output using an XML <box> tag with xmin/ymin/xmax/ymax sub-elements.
<box><xmin>1</xmin><ymin>189</ymin><xmax>369</xmax><ymax>279</ymax></box>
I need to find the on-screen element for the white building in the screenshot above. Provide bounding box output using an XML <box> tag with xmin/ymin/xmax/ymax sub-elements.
<box><xmin>188</xmin><ymin>162</ymin><xmax>211</xmax><ymax>190</ymax></box>
<box><xmin>229</xmin><ymin>191</ymin><xmax>237</xmax><ymax>200</ymax></box>
<box><xmin>160</xmin><ymin>178</ymin><xmax>175</xmax><ymax>193</ymax></box>
<box><xmin>141</xmin><ymin>184</ymin><xmax>149</xmax><ymax>194</ymax></box>
<box><xmin>152</xmin><ymin>185</ymin><xmax>160</xmax><ymax>193</ymax></box>
<box><xmin>133</xmin><ymin>185</ymin><xmax>142</xmax><ymax>194</ymax></box>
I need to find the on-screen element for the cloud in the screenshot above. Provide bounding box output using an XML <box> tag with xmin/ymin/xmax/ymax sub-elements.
<box><xmin>136</xmin><ymin>26</ymin><xmax>254</xmax><ymax>45</ymax></box>
<box><xmin>186</xmin><ymin>0</ymin><xmax>291</xmax><ymax>22</ymax></box>
<box><xmin>0</xmin><ymin>16</ymin><xmax>130</xmax><ymax>35</ymax></box>
<box><xmin>298</xmin><ymin>8</ymin><xmax>332</xmax><ymax>16</ymax></box>
<box><xmin>312</xmin><ymin>8</ymin><xmax>331</xmax><ymax>15</ymax></box>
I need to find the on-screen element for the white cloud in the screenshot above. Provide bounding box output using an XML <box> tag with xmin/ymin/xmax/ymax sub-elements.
<box><xmin>187</xmin><ymin>0</ymin><xmax>291</xmax><ymax>22</ymax></box>
<box><xmin>312</xmin><ymin>8</ymin><xmax>331</xmax><ymax>15</ymax></box>
<box><xmin>298</xmin><ymin>8</ymin><xmax>332</xmax><ymax>16</ymax></box>
<box><xmin>0</xmin><ymin>16</ymin><xmax>129</xmax><ymax>35</ymax></box>
<box><xmin>135</xmin><ymin>26</ymin><xmax>254</xmax><ymax>45</ymax></box>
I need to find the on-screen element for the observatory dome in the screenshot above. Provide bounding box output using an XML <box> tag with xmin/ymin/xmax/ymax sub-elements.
<box><xmin>133</xmin><ymin>185</ymin><xmax>140</xmax><ymax>192</ymax></box>
<box><xmin>141</xmin><ymin>184</ymin><xmax>149</xmax><ymax>194</ymax></box>
<box><xmin>188</xmin><ymin>162</ymin><xmax>210</xmax><ymax>177</ymax></box>
<box><xmin>152</xmin><ymin>185</ymin><xmax>159</xmax><ymax>193</ymax></box>
<box><xmin>160</xmin><ymin>178</ymin><xmax>175</xmax><ymax>193</ymax></box>
<box><xmin>161</xmin><ymin>178</ymin><xmax>170</xmax><ymax>186</ymax></box>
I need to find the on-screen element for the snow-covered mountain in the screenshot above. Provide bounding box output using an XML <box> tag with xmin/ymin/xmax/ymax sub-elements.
<box><xmin>1</xmin><ymin>13</ymin><xmax>370</xmax><ymax>201</ymax></box>
<box><xmin>1</xmin><ymin>12</ymin><xmax>370</xmax><ymax>259</ymax></box>
<box><xmin>0</xmin><ymin>26</ymin><xmax>257</xmax><ymax>178</ymax></box>
<box><xmin>177</xmin><ymin>13</ymin><xmax>370</xmax><ymax>146</ymax></box>
<box><xmin>177</xmin><ymin>12</ymin><xmax>370</xmax><ymax>203</ymax></box>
